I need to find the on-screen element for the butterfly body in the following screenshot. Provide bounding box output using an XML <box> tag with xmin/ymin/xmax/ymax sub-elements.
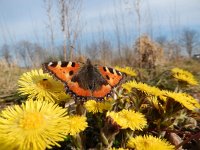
<box><xmin>71</xmin><ymin>59</ymin><xmax>107</xmax><ymax>91</ymax></box>
<box><xmin>43</xmin><ymin>59</ymin><xmax>125</xmax><ymax>101</ymax></box>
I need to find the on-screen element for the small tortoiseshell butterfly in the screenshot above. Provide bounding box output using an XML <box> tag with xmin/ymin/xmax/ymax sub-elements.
<box><xmin>43</xmin><ymin>59</ymin><xmax>125</xmax><ymax>101</ymax></box>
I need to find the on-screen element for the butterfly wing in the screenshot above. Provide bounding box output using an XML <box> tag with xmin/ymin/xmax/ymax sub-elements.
<box><xmin>92</xmin><ymin>84</ymin><xmax>112</xmax><ymax>99</ymax></box>
<box><xmin>43</xmin><ymin>60</ymin><xmax>125</xmax><ymax>101</ymax></box>
<box><xmin>43</xmin><ymin>61</ymin><xmax>92</xmax><ymax>99</ymax></box>
<box><xmin>90</xmin><ymin>66</ymin><xmax>125</xmax><ymax>100</ymax></box>
<box><xmin>43</xmin><ymin>61</ymin><xmax>80</xmax><ymax>82</ymax></box>
<box><xmin>97</xmin><ymin>66</ymin><xmax>124</xmax><ymax>87</ymax></box>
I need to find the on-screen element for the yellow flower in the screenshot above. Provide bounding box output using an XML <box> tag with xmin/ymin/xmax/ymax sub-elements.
<box><xmin>148</xmin><ymin>96</ymin><xmax>166</xmax><ymax>111</ymax></box>
<box><xmin>122</xmin><ymin>80</ymin><xmax>166</xmax><ymax>101</ymax></box>
<box><xmin>18</xmin><ymin>69</ymin><xmax>70</xmax><ymax>102</ymax></box>
<box><xmin>66</xmin><ymin>115</ymin><xmax>88</xmax><ymax>136</ymax></box>
<box><xmin>84</xmin><ymin>100</ymin><xmax>112</xmax><ymax>113</ymax></box>
<box><xmin>171</xmin><ymin>68</ymin><xmax>198</xmax><ymax>85</ymax></box>
<box><xmin>0</xmin><ymin>100</ymin><xmax>70</xmax><ymax>150</ymax></box>
<box><xmin>127</xmin><ymin>135</ymin><xmax>175</xmax><ymax>150</ymax></box>
<box><xmin>115</xmin><ymin>66</ymin><xmax>137</xmax><ymax>77</ymax></box>
<box><xmin>163</xmin><ymin>90</ymin><xmax>200</xmax><ymax>111</ymax></box>
<box><xmin>110</xmin><ymin>148</ymin><xmax>128</xmax><ymax>150</ymax></box>
<box><xmin>107</xmin><ymin>109</ymin><xmax>147</xmax><ymax>131</ymax></box>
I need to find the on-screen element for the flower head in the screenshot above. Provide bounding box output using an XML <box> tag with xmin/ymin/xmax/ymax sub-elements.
<box><xmin>163</xmin><ymin>90</ymin><xmax>200</xmax><ymax>111</ymax></box>
<box><xmin>107</xmin><ymin>109</ymin><xmax>147</xmax><ymax>131</ymax></box>
<box><xmin>66</xmin><ymin>115</ymin><xmax>88</xmax><ymax>136</ymax></box>
<box><xmin>0</xmin><ymin>100</ymin><xmax>70</xmax><ymax>150</ymax></box>
<box><xmin>171</xmin><ymin>68</ymin><xmax>198</xmax><ymax>85</ymax></box>
<box><xmin>110</xmin><ymin>148</ymin><xmax>129</xmax><ymax>150</ymax></box>
<box><xmin>84</xmin><ymin>100</ymin><xmax>112</xmax><ymax>113</ymax></box>
<box><xmin>127</xmin><ymin>135</ymin><xmax>175</xmax><ymax>150</ymax></box>
<box><xmin>18</xmin><ymin>69</ymin><xmax>69</xmax><ymax>102</ymax></box>
<box><xmin>115</xmin><ymin>66</ymin><xmax>136</xmax><ymax>77</ymax></box>
<box><xmin>122</xmin><ymin>80</ymin><xmax>165</xmax><ymax>100</ymax></box>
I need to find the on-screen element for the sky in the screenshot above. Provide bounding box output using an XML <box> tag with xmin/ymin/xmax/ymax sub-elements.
<box><xmin>0</xmin><ymin>0</ymin><xmax>200</xmax><ymax>48</ymax></box>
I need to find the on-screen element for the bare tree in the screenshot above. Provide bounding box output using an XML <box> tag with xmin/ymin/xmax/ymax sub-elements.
<box><xmin>96</xmin><ymin>15</ymin><xmax>113</xmax><ymax>65</ymax></box>
<box><xmin>180</xmin><ymin>29</ymin><xmax>199</xmax><ymax>58</ymax></box>
<box><xmin>1</xmin><ymin>44</ymin><xmax>11</xmax><ymax>66</ymax></box>
<box><xmin>123</xmin><ymin>45</ymin><xmax>134</xmax><ymax>66</ymax></box>
<box><xmin>166</xmin><ymin>41</ymin><xmax>181</xmax><ymax>61</ymax></box>
<box><xmin>99</xmin><ymin>40</ymin><xmax>112</xmax><ymax>65</ymax></box>
<box><xmin>134</xmin><ymin>0</ymin><xmax>142</xmax><ymax>67</ymax></box>
<box><xmin>15</xmin><ymin>41</ymin><xmax>29</xmax><ymax>67</ymax></box>
<box><xmin>85</xmin><ymin>42</ymin><xmax>99</xmax><ymax>61</ymax></box>
<box><xmin>59</xmin><ymin>0</ymin><xmax>67</xmax><ymax>60</ymax></box>
<box><xmin>0</xmin><ymin>17</ymin><xmax>17</xmax><ymax>64</ymax></box>
<box><xmin>44</xmin><ymin>0</ymin><xmax>55</xmax><ymax>54</ymax></box>
<box><xmin>112</xmin><ymin>0</ymin><xmax>122</xmax><ymax>64</ymax></box>
<box><xmin>156</xmin><ymin>36</ymin><xmax>167</xmax><ymax>47</ymax></box>
<box><xmin>112</xmin><ymin>0</ymin><xmax>135</xmax><ymax>64</ymax></box>
<box><xmin>134</xmin><ymin>0</ymin><xmax>141</xmax><ymax>38</ymax></box>
<box><xmin>169</xmin><ymin>0</ymin><xmax>180</xmax><ymax>42</ymax></box>
<box><xmin>15</xmin><ymin>41</ymin><xmax>45</xmax><ymax>67</ymax></box>
<box><xmin>58</xmin><ymin>0</ymin><xmax>83</xmax><ymax>60</ymax></box>
<box><xmin>144</xmin><ymin>0</ymin><xmax>154</xmax><ymax>38</ymax></box>
<box><xmin>32</xmin><ymin>43</ymin><xmax>46</xmax><ymax>67</ymax></box>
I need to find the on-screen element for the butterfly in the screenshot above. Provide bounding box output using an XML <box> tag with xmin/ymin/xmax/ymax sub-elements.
<box><xmin>43</xmin><ymin>59</ymin><xmax>125</xmax><ymax>101</ymax></box>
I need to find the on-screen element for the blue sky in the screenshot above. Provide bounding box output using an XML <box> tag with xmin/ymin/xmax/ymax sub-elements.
<box><xmin>0</xmin><ymin>0</ymin><xmax>200</xmax><ymax>48</ymax></box>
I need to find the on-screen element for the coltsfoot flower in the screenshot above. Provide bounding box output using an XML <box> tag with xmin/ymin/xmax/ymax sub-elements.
<box><xmin>122</xmin><ymin>80</ymin><xmax>166</xmax><ymax>100</ymax></box>
<box><xmin>107</xmin><ymin>109</ymin><xmax>147</xmax><ymax>131</ymax></box>
<box><xmin>84</xmin><ymin>100</ymin><xmax>112</xmax><ymax>113</ymax></box>
<box><xmin>115</xmin><ymin>66</ymin><xmax>136</xmax><ymax>77</ymax></box>
<box><xmin>127</xmin><ymin>135</ymin><xmax>175</xmax><ymax>150</ymax></box>
<box><xmin>66</xmin><ymin>115</ymin><xmax>88</xmax><ymax>136</ymax></box>
<box><xmin>163</xmin><ymin>90</ymin><xmax>200</xmax><ymax>111</ymax></box>
<box><xmin>18</xmin><ymin>69</ymin><xmax>69</xmax><ymax>102</ymax></box>
<box><xmin>171</xmin><ymin>68</ymin><xmax>198</xmax><ymax>85</ymax></box>
<box><xmin>0</xmin><ymin>100</ymin><xmax>70</xmax><ymax>150</ymax></box>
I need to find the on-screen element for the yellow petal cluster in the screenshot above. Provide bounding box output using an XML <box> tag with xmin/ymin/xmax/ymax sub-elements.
<box><xmin>171</xmin><ymin>68</ymin><xmax>198</xmax><ymax>85</ymax></box>
<box><xmin>66</xmin><ymin>115</ymin><xmax>88</xmax><ymax>136</ymax></box>
<box><xmin>163</xmin><ymin>90</ymin><xmax>200</xmax><ymax>111</ymax></box>
<box><xmin>0</xmin><ymin>100</ymin><xmax>69</xmax><ymax>150</ymax></box>
<box><xmin>127</xmin><ymin>135</ymin><xmax>175</xmax><ymax>150</ymax></box>
<box><xmin>122</xmin><ymin>80</ymin><xmax>165</xmax><ymax>100</ymax></box>
<box><xmin>107</xmin><ymin>109</ymin><xmax>147</xmax><ymax>131</ymax></box>
<box><xmin>110</xmin><ymin>148</ymin><xmax>129</xmax><ymax>150</ymax></box>
<box><xmin>115</xmin><ymin>66</ymin><xmax>137</xmax><ymax>77</ymax></box>
<box><xmin>84</xmin><ymin>100</ymin><xmax>112</xmax><ymax>113</ymax></box>
<box><xmin>18</xmin><ymin>69</ymin><xmax>70</xmax><ymax>102</ymax></box>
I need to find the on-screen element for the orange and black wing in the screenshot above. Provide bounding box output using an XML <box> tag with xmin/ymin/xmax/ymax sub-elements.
<box><xmin>43</xmin><ymin>61</ymin><xmax>80</xmax><ymax>83</ymax></box>
<box><xmin>43</xmin><ymin>61</ymin><xmax>92</xmax><ymax>99</ymax></box>
<box><xmin>98</xmin><ymin>66</ymin><xmax>124</xmax><ymax>87</ymax></box>
<box><xmin>91</xmin><ymin>66</ymin><xmax>125</xmax><ymax>99</ymax></box>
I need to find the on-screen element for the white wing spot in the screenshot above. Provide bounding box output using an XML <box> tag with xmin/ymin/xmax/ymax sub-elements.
<box><xmin>105</xmin><ymin>67</ymin><xmax>109</xmax><ymax>72</ymax></box>
<box><xmin>58</xmin><ymin>61</ymin><xmax>62</xmax><ymax>66</ymax></box>
<box><xmin>113</xmin><ymin>69</ymin><xmax>117</xmax><ymax>75</ymax></box>
<box><xmin>48</xmin><ymin>62</ymin><xmax>53</xmax><ymax>66</ymax></box>
<box><xmin>67</xmin><ymin>61</ymin><xmax>72</xmax><ymax>67</ymax></box>
<box><xmin>118</xmin><ymin>71</ymin><xmax>122</xmax><ymax>76</ymax></box>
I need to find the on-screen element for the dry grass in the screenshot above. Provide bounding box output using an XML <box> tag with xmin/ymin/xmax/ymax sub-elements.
<box><xmin>134</xmin><ymin>35</ymin><xmax>164</xmax><ymax>68</ymax></box>
<box><xmin>0</xmin><ymin>57</ymin><xmax>199</xmax><ymax>99</ymax></box>
<box><xmin>0</xmin><ymin>60</ymin><xmax>28</xmax><ymax>109</ymax></box>
<box><xmin>0</xmin><ymin>61</ymin><xmax>27</xmax><ymax>96</ymax></box>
